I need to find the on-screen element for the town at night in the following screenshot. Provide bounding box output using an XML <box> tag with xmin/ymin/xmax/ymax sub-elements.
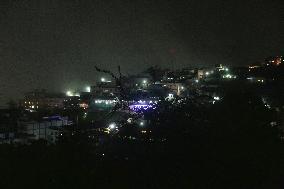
<box><xmin>0</xmin><ymin>0</ymin><xmax>283</xmax><ymax>188</ymax></box>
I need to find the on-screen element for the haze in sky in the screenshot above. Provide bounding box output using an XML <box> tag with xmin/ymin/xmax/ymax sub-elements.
<box><xmin>0</xmin><ymin>0</ymin><xmax>283</xmax><ymax>105</ymax></box>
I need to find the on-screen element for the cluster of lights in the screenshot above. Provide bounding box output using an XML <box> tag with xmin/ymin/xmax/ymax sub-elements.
<box><xmin>129</xmin><ymin>104</ymin><xmax>154</xmax><ymax>111</ymax></box>
<box><xmin>100</xmin><ymin>77</ymin><xmax>111</xmax><ymax>83</ymax></box>
<box><xmin>94</xmin><ymin>99</ymin><xmax>117</xmax><ymax>104</ymax></box>
<box><xmin>222</xmin><ymin>74</ymin><xmax>236</xmax><ymax>79</ymax></box>
<box><xmin>205</xmin><ymin>70</ymin><xmax>214</xmax><ymax>76</ymax></box>
<box><xmin>213</xmin><ymin>96</ymin><xmax>220</xmax><ymax>101</ymax></box>
<box><xmin>66</xmin><ymin>91</ymin><xmax>80</xmax><ymax>97</ymax></box>
<box><xmin>167</xmin><ymin>93</ymin><xmax>174</xmax><ymax>100</ymax></box>
<box><xmin>105</xmin><ymin>122</ymin><xmax>119</xmax><ymax>133</ymax></box>
<box><xmin>136</xmin><ymin>100</ymin><xmax>158</xmax><ymax>104</ymax></box>
<box><xmin>247</xmin><ymin>77</ymin><xmax>264</xmax><ymax>83</ymax></box>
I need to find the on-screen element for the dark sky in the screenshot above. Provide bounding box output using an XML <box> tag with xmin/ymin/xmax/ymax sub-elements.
<box><xmin>0</xmin><ymin>0</ymin><xmax>283</xmax><ymax>105</ymax></box>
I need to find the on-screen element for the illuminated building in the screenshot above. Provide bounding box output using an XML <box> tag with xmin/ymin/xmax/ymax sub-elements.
<box><xmin>20</xmin><ymin>90</ymin><xmax>65</xmax><ymax>110</ymax></box>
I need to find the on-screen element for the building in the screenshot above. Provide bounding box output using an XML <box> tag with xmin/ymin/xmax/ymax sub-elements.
<box><xmin>20</xmin><ymin>89</ymin><xmax>65</xmax><ymax>110</ymax></box>
<box><xmin>91</xmin><ymin>80</ymin><xmax>118</xmax><ymax>97</ymax></box>
<box><xmin>20</xmin><ymin>116</ymin><xmax>71</xmax><ymax>143</ymax></box>
<box><xmin>162</xmin><ymin>82</ymin><xmax>184</xmax><ymax>96</ymax></box>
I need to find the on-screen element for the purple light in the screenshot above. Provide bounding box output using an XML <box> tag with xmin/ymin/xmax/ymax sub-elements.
<box><xmin>129</xmin><ymin>104</ymin><xmax>153</xmax><ymax>111</ymax></box>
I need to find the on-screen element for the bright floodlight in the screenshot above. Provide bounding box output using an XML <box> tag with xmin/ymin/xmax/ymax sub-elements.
<box><xmin>142</xmin><ymin>80</ymin><xmax>147</xmax><ymax>84</ymax></box>
<box><xmin>86</xmin><ymin>86</ymin><xmax>91</xmax><ymax>92</ymax></box>
<box><xmin>101</xmin><ymin>77</ymin><xmax>106</xmax><ymax>82</ymax></box>
<box><xmin>66</xmin><ymin>91</ymin><xmax>73</xmax><ymax>96</ymax></box>
<box><xmin>108</xmin><ymin>123</ymin><xmax>116</xmax><ymax>130</ymax></box>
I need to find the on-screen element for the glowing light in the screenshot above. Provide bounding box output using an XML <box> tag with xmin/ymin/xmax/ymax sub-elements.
<box><xmin>205</xmin><ymin>72</ymin><xmax>209</xmax><ymax>75</ymax></box>
<box><xmin>108</xmin><ymin>123</ymin><xmax>116</xmax><ymax>130</ymax></box>
<box><xmin>86</xmin><ymin>86</ymin><xmax>91</xmax><ymax>92</ymax></box>
<box><xmin>127</xmin><ymin>118</ymin><xmax>133</xmax><ymax>123</ymax></box>
<box><xmin>213</xmin><ymin>96</ymin><xmax>220</xmax><ymax>100</ymax></box>
<box><xmin>129</xmin><ymin>104</ymin><xmax>153</xmax><ymax>111</ymax></box>
<box><xmin>139</xmin><ymin>121</ymin><xmax>144</xmax><ymax>126</ymax></box>
<box><xmin>66</xmin><ymin>91</ymin><xmax>73</xmax><ymax>96</ymax></box>
<box><xmin>195</xmin><ymin>79</ymin><xmax>199</xmax><ymax>83</ymax></box>
<box><xmin>225</xmin><ymin>68</ymin><xmax>229</xmax><ymax>71</ymax></box>
<box><xmin>101</xmin><ymin>77</ymin><xmax>106</xmax><ymax>82</ymax></box>
<box><xmin>168</xmin><ymin>93</ymin><xmax>174</xmax><ymax>98</ymax></box>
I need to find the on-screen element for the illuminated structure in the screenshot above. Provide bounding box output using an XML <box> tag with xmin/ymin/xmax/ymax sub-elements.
<box><xmin>91</xmin><ymin>80</ymin><xmax>118</xmax><ymax>97</ymax></box>
<box><xmin>265</xmin><ymin>56</ymin><xmax>283</xmax><ymax>66</ymax></box>
<box><xmin>20</xmin><ymin>90</ymin><xmax>65</xmax><ymax>110</ymax></box>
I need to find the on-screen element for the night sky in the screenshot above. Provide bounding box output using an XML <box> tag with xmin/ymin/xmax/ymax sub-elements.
<box><xmin>0</xmin><ymin>0</ymin><xmax>283</xmax><ymax>105</ymax></box>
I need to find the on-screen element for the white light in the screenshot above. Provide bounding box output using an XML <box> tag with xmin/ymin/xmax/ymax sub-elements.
<box><xmin>139</xmin><ymin>121</ymin><xmax>144</xmax><ymax>126</ymax></box>
<box><xmin>101</xmin><ymin>77</ymin><xmax>106</xmax><ymax>82</ymax></box>
<box><xmin>142</xmin><ymin>80</ymin><xmax>147</xmax><ymax>84</ymax></box>
<box><xmin>195</xmin><ymin>79</ymin><xmax>199</xmax><ymax>83</ymax></box>
<box><xmin>168</xmin><ymin>93</ymin><xmax>174</xmax><ymax>98</ymax></box>
<box><xmin>108</xmin><ymin>123</ymin><xmax>116</xmax><ymax>130</ymax></box>
<box><xmin>205</xmin><ymin>72</ymin><xmax>209</xmax><ymax>75</ymax></box>
<box><xmin>225</xmin><ymin>68</ymin><xmax>229</xmax><ymax>71</ymax></box>
<box><xmin>213</xmin><ymin>96</ymin><xmax>220</xmax><ymax>100</ymax></box>
<box><xmin>31</xmin><ymin>105</ymin><xmax>34</xmax><ymax>109</ymax></box>
<box><xmin>127</xmin><ymin>118</ymin><xmax>132</xmax><ymax>123</ymax></box>
<box><xmin>86</xmin><ymin>86</ymin><xmax>91</xmax><ymax>92</ymax></box>
<box><xmin>66</xmin><ymin>91</ymin><xmax>73</xmax><ymax>96</ymax></box>
<box><xmin>181</xmin><ymin>86</ymin><xmax>184</xmax><ymax>90</ymax></box>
